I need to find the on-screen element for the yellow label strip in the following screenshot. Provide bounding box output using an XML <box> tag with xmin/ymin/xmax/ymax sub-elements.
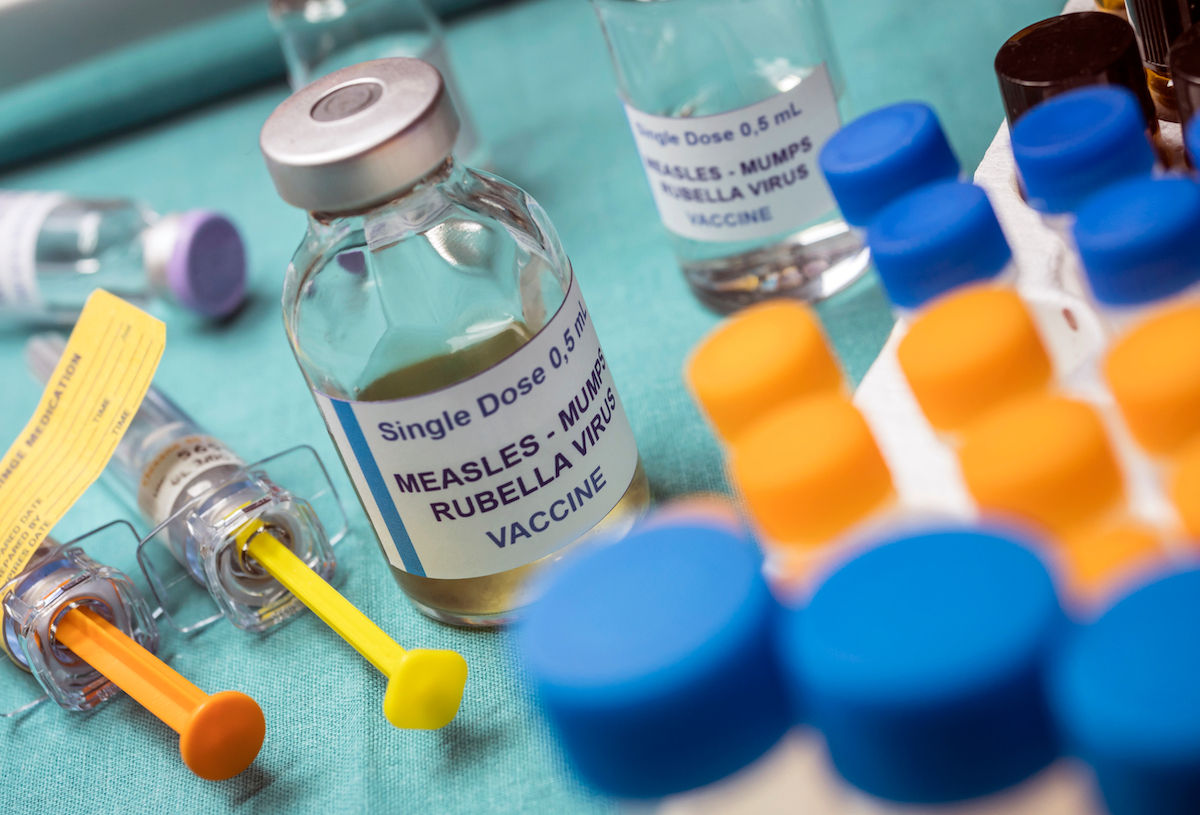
<box><xmin>0</xmin><ymin>290</ymin><xmax>165</xmax><ymax>584</ymax></box>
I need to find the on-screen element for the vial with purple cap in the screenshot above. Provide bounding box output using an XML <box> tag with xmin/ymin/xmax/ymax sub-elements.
<box><xmin>0</xmin><ymin>192</ymin><xmax>247</xmax><ymax>322</ymax></box>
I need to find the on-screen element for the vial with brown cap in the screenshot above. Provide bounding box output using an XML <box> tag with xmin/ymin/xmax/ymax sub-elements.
<box><xmin>995</xmin><ymin>13</ymin><xmax>1159</xmax><ymax>136</ymax></box>
<box><xmin>259</xmin><ymin>58</ymin><xmax>649</xmax><ymax>626</ymax></box>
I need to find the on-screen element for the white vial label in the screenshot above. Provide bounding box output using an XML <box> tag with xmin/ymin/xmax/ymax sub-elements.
<box><xmin>138</xmin><ymin>435</ymin><xmax>245</xmax><ymax>526</ymax></box>
<box><xmin>314</xmin><ymin>278</ymin><xmax>640</xmax><ymax>580</ymax></box>
<box><xmin>0</xmin><ymin>191</ymin><xmax>64</xmax><ymax>309</ymax></box>
<box><xmin>623</xmin><ymin>64</ymin><xmax>841</xmax><ymax>243</ymax></box>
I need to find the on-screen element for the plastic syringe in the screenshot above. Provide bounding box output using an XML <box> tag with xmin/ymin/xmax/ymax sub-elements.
<box><xmin>2</xmin><ymin>540</ymin><xmax>265</xmax><ymax>780</ymax></box>
<box><xmin>25</xmin><ymin>333</ymin><xmax>467</xmax><ymax>729</ymax></box>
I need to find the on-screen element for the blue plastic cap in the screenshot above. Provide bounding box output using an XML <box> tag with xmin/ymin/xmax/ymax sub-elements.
<box><xmin>820</xmin><ymin>102</ymin><xmax>960</xmax><ymax>227</ymax></box>
<box><xmin>1052</xmin><ymin>570</ymin><xmax>1200</xmax><ymax>815</ymax></box>
<box><xmin>517</xmin><ymin>524</ymin><xmax>790</xmax><ymax>799</ymax></box>
<box><xmin>781</xmin><ymin>527</ymin><xmax>1063</xmax><ymax>804</ymax></box>
<box><xmin>867</xmin><ymin>181</ymin><xmax>1012</xmax><ymax>309</ymax></box>
<box><xmin>1187</xmin><ymin>110</ymin><xmax>1200</xmax><ymax>168</ymax></box>
<box><xmin>1011</xmin><ymin>86</ymin><xmax>1156</xmax><ymax>215</ymax></box>
<box><xmin>1073</xmin><ymin>177</ymin><xmax>1200</xmax><ymax>306</ymax></box>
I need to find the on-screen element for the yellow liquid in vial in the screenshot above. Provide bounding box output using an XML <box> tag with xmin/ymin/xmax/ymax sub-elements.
<box><xmin>357</xmin><ymin>323</ymin><xmax>650</xmax><ymax>626</ymax></box>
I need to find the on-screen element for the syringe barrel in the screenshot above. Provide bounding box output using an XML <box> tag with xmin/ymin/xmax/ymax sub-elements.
<box><xmin>23</xmin><ymin>333</ymin><xmax>337</xmax><ymax>633</ymax></box>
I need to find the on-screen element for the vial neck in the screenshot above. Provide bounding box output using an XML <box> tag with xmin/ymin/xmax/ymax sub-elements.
<box><xmin>309</xmin><ymin>157</ymin><xmax>461</xmax><ymax>225</ymax></box>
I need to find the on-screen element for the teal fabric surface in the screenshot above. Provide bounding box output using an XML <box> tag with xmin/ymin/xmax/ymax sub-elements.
<box><xmin>0</xmin><ymin>5</ymin><xmax>286</xmax><ymax>170</ymax></box>
<box><xmin>0</xmin><ymin>0</ymin><xmax>1058</xmax><ymax>811</ymax></box>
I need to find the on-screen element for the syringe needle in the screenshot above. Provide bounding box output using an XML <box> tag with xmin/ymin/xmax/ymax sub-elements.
<box><xmin>239</xmin><ymin>524</ymin><xmax>467</xmax><ymax>729</ymax></box>
<box><xmin>54</xmin><ymin>606</ymin><xmax>265</xmax><ymax>780</ymax></box>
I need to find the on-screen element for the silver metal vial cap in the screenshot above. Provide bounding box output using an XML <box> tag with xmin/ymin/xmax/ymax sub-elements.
<box><xmin>259</xmin><ymin>58</ymin><xmax>461</xmax><ymax>213</ymax></box>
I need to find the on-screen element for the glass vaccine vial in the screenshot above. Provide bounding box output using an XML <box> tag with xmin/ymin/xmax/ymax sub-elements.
<box><xmin>1169</xmin><ymin>23</ymin><xmax>1200</xmax><ymax>139</ymax></box>
<box><xmin>592</xmin><ymin>0</ymin><xmax>868</xmax><ymax>312</ymax></box>
<box><xmin>260</xmin><ymin>58</ymin><xmax>649</xmax><ymax>626</ymax></box>
<box><xmin>995</xmin><ymin>13</ymin><xmax>1159</xmax><ymax>138</ymax></box>
<box><xmin>268</xmin><ymin>0</ymin><xmax>486</xmax><ymax>168</ymax></box>
<box><xmin>1124</xmin><ymin>0</ymin><xmax>1200</xmax><ymax>121</ymax></box>
<box><xmin>0</xmin><ymin>194</ymin><xmax>245</xmax><ymax>322</ymax></box>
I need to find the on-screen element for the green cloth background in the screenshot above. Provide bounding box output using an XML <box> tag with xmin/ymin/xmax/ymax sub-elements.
<box><xmin>0</xmin><ymin>0</ymin><xmax>1058</xmax><ymax>811</ymax></box>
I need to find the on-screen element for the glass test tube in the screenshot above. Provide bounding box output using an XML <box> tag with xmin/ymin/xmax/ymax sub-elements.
<box><xmin>268</xmin><ymin>0</ymin><xmax>487</xmax><ymax>167</ymax></box>
<box><xmin>1169</xmin><ymin>24</ymin><xmax>1200</xmax><ymax>139</ymax></box>
<box><xmin>0</xmin><ymin>193</ymin><xmax>245</xmax><ymax>322</ymax></box>
<box><xmin>593</xmin><ymin>0</ymin><xmax>869</xmax><ymax>312</ymax></box>
<box><xmin>1009</xmin><ymin>86</ymin><xmax>1160</xmax><ymax>301</ymax></box>
<box><xmin>780</xmin><ymin>527</ymin><xmax>1098</xmax><ymax>814</ymax></box>
<box><xmin>1124</xmin><ymin>0</ymin><xmax>1200</xmax><ymax>121</ymax></box>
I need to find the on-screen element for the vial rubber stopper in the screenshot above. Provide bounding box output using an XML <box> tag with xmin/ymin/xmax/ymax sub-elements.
<box><xmin>897</xmin><ymin>287</ymin><xmax>1052</xmax><ymax>431</ymax></box>
<box><xmin>782</xmin><ymin>527</ymin><xmax>1062</xmax><ymax>803</ymax></box>
<box><xmin>517</xmin><ymin>522</ymin><xmax>790</xmax><ymax>799</ymax></box>
<box><xmin>818</xmin><ymin>102</ymin><xmax>960</xmax><ymax>228</ymax></box>
<box><xmin>685</xmin><ymin>301</ymin><xmax>842</xmax><ymax>443</ymax></box>
<box><xmin>730</xmin><ymin>394</ymin><xmax>893</xmax><ymax>547</ymax></box>
<box><xmin>235</xmin><ymin>520</ymin><xmax>467</xmax><ymax>729</ymax></box>
<box><xmin>957</xmin><ymin>394</ymin><xmax>1123</xmax><ymax>536</ymax></box>
<box><xmin>260</xmin><ymin>58</ymin><xmax>461</xmax><ymax>213</ymax></box>
<box><xmin>1105</xmin><ymin>304</ymin><xmax>1200</xmax><ymax>455</ymax></box>
<box><xmin>1052</xmin><ymin>569</ymin><xmax>1200</xmax><ymax>815</ymax></box>
<box><xmin>1010</xmin><ymin>86</ymin><xmax>1156</xmax><ymax>214</ymax></box>
<box><xmin>867</xmin><ymin>180</ymin><xmax>1011</xmax><ymax>310</ymax></box>
<box><xmin>1074</xmin><ymin>176</ymin><xmax>1200</xmax><ymax>307</ymax></box>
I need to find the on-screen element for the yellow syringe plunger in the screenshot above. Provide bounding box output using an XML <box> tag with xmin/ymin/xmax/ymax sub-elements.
<box><xmin>235</xmin><ymin>520</ymin><xmax>467</xmax><ymax>729</ymax></box>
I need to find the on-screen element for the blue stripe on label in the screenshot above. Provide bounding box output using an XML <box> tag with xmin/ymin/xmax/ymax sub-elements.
<box><xmin>330</xmin><ymin>399</ymin><xmax>425</xmax><ymax>576</ymax></box>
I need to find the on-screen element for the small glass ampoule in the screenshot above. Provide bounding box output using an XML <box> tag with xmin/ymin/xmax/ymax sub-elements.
<box><xmin>0</xmin><ymin>193</ymin><xmax>245</xmax><ymax>322</ymax></box>
<box><xmin>260</xmin><ymin>58</ymin><xmax>649</xmax><ymax>626</ymax></box>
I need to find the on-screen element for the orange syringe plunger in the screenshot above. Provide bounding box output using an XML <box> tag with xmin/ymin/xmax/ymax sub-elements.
<box><xmin>1</xmin><ymin>543</ymin><xmax>264</xmax><ymax>781</ymax></box>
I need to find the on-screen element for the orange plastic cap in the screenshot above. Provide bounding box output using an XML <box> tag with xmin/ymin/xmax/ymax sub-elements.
<box><xmin>686</xmin><ymin>301</ymin><xmax>842</xmax><ymax>442</ymax></box>
<box><xmin>898</xmin><ymin>287</ymin><xmax>1052</xmax><ymax>430</ymax></box>
<box><xmin>181</xmin><ymin>691</ymin><xmax>267</xmax><ymax>781</ymax></box>
<box><xmin>1060</xmin><ymin>523</ymin><xmax>1165</xmax><ymax>602</ymax></box>
<box><xmin>730</xmin><ymin>394</ymin><xmax>893</xmax><ymax>546</ymax></box>
<box><xmin>1105</xmin><ymin>304</ymin><xmax>1200</xmax><ymax>456</ymax></box>
<box><xmin>959</xmin><ymin>395</ymin><xmax>1123</xmax><ymax>535</ymax></box>
<box><xmin>1169</xmin><ymin>436</ymin><xmax>1200</xmax><ymax>537</ymax></box>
